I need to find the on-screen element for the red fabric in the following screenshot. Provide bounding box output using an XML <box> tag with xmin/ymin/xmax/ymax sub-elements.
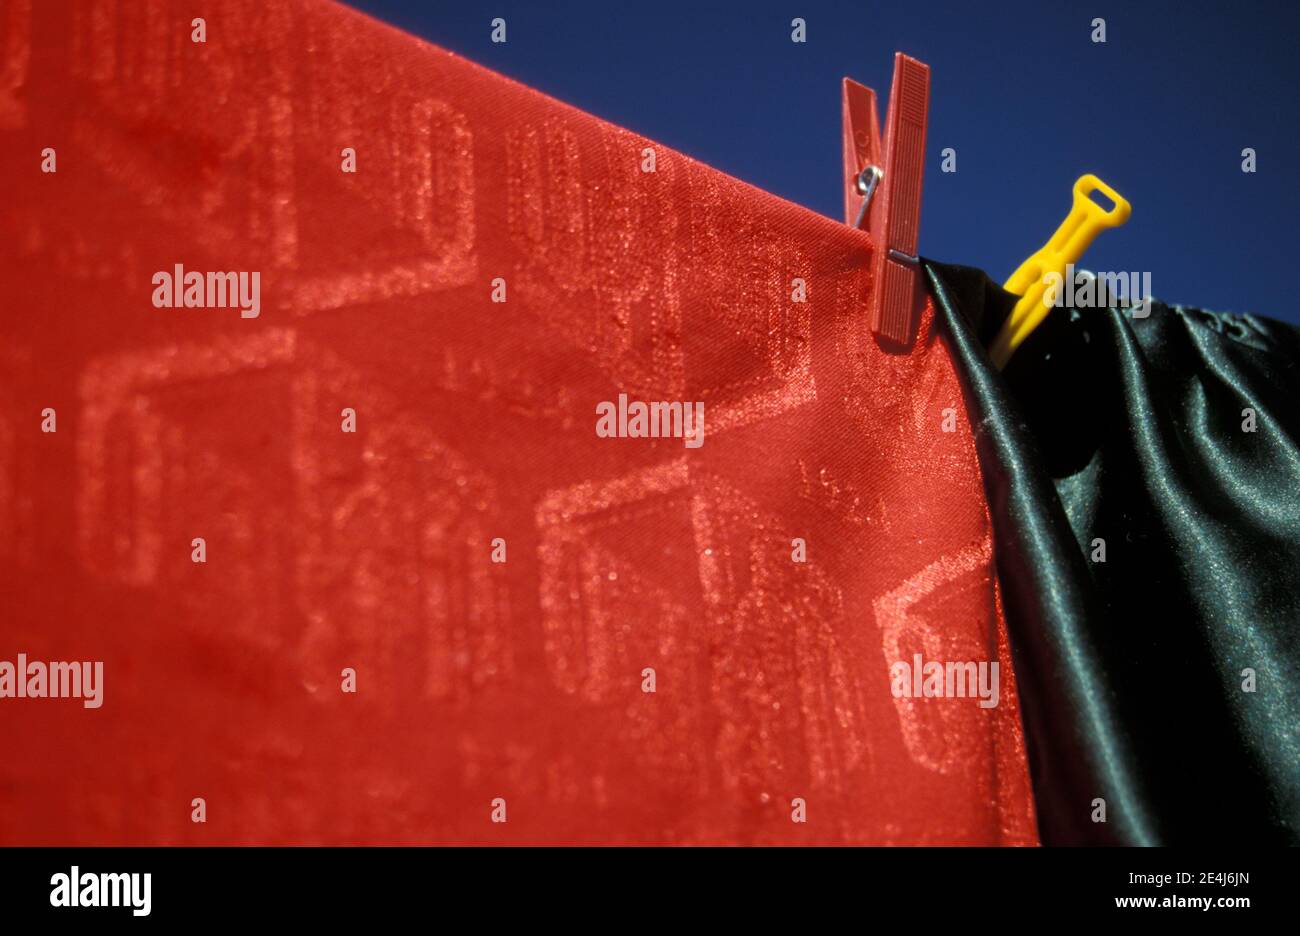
<box><xmin>0</xmin><ymin>0</ymin><xmax>1036</xmax><ymax>844</ymax></box>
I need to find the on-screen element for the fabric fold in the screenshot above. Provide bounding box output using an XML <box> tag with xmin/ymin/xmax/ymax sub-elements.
<box><xmin>927</xmin><ymin>260</ymin><xmax>1300</xmax><ymax>845</ymax></box>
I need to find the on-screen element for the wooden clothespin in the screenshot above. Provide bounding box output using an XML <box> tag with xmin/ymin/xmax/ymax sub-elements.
<box><xmin>842</xmin><ymin>54</ymin><xmax>931</xmax><ymax>347</ymax></box>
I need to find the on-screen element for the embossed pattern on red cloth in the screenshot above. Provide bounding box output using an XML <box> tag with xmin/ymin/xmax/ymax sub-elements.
<box><xmin>0</xmin><ymin>0</ymin><xmax>1037</xmax><ymax>844</ymax></box>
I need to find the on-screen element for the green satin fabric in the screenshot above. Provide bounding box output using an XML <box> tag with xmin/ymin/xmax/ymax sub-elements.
<box><xmin>925</xmin><ymin>261</ymin><xmax>1300</xmax><ymax>845</ymax></box>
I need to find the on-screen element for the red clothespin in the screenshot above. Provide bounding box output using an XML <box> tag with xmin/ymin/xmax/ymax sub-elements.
<box><xmin>841</xmin><ymin>78</ymin><xmax>881</xmax><ymax>228</ymax></box>
<box><xmin>842</xmin><ymin>53</ymin><xmax>931</xmax><ymax>347</ymax></box>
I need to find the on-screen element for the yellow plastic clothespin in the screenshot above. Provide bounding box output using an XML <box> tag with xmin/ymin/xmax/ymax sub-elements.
<box><xmin>989</xmin><ymin>174</ymin><xmax>1131</xmax><ymax>369</ymax></box>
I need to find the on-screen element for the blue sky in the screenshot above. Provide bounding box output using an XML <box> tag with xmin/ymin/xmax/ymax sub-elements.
<box><xmin>348</xmin><ymin>0</ymin><xmax>1300</xmax><ymax>323</ymax></box>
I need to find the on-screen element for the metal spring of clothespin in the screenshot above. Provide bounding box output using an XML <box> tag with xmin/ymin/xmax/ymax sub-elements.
<box><xmin>853</xmin><ymin>165</ymin><xmax>883</xmax><ymax>230</ymax></box>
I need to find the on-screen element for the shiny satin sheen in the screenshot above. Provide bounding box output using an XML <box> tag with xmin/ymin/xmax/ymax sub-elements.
<box><xmin>928</xmin><ymin>261</ymin><xmax>1300</xmax><ymax>845</ymax></box>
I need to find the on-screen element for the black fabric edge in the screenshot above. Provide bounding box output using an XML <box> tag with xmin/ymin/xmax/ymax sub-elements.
<box><xmin>923</xmin><ymin>260</ymin><xmax>1159</xmax><ymax>846</ymax></box>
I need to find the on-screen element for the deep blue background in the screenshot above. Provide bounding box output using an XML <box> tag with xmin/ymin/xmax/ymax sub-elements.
<box><xmin>348</xmin><ymin>0</ymin><xmax>1300</xmax><ymax>322</ymax></box>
